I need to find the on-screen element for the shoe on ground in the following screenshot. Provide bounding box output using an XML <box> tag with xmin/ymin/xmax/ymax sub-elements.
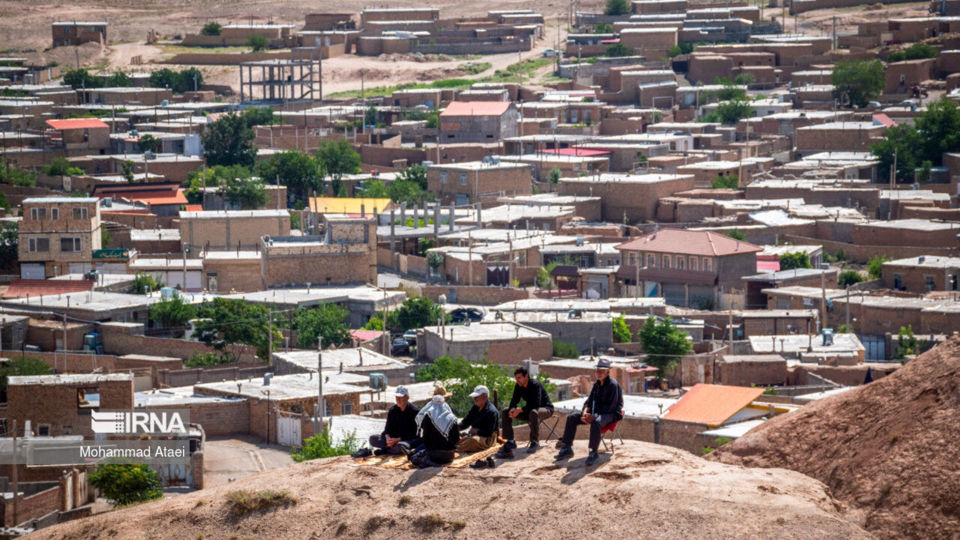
<box><xmin>554</xmin><ymin>446</ymin><xmax>573</xmax><ymax>460</ymax></box>
<box><xmin>470</xmin><ymin>458</ymin><xmax>488</xmax><ymax>469</ymax></box>
<box><xmin>351</xmin><ymin>447</ymin><xmax>372</xmax><ymax>459</ymax></box>
<box><xmin>373</xmin><ymin>448</ymin><xmax>388</xmax><ymax>456</ymax></box>
<box><xmin>495</xmin><ymin>447</ymin><xmax>515</xmax><ymax>459</ymax></box>
<box><xmin>526</xmin><ymin>441</ymin><xmax>540</xmax><ymax>454</ymax></box>
<box><xmin>486</xmin><ymin>456</ymin><xmax>496</xmax><ymax>469</ymax></box>
<box><xmin>503</xmin><ymin>440</ymin><xmax>517</xmax><ymax>451</ymax></box>
<box><xmin>585</xmin><ymin>451</ymin><xmax>600</xmax><ymax>466</ymax></box>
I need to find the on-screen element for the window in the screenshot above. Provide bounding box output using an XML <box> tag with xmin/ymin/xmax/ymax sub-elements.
<box><xmin>341</xmin><ymin>401</ymin><xmax>353</xmax><ymax>415</ymax></box>
<box><xmin>662</xmin><ymin>256</ymin><xmax>670</xmax><ymax>269</ymax></box>
<box><xmin>690</xmin><ymin>257</ymin><xmax>698</xmax><ymax>271</ymax></box>
<box><xmin>703</xmin><ymin>258</ymin><xmax>712</xmax><ymax>272</ymax></box>
<box><xmin>50</xmin><ymin>208</ymin><xmax>59</xmax><ymax>220</ymax></box>
<box><xmin>629</xmin><ymin>253</ymin><xmax>636</xmax><ymax>265</ymax></box>
<box><xmin>440</xmin><ymin>171</ymin><xmax>447</xmax><ymax>184</ymax></box>
<box><xmin>647</xmin><ymin>254</ymin><xmax>655</xmax><ymax>268</ymax></box>
<box><xmin>677</xmin><ymin>257</ymin><xmax>685</xmax><ymax>270</ymax></box>
<box><xmin>73</xmin><ymin>207</ymin><xmax>88</xmax><ymax>220</ymax></box>
<box><xmin>28</xmin><ymin>237</ymin><xmax>49</xmax><ymax>253</ymax></box>
<box><xmin>460</xmin><ymin>173</ymin><xmax>467</xmax><ymax>186</ymax></box>
<box><xmin>37</xmin><ymin>424</ymin><xmax>50</xmax><ymax>437</ymax></box>
<box><xmin>30</xmin><ymin>207</ymin><xmax>46</xmax><ymax>220</ymax></box>
<box><xmin>61</xmin><ymin>237</ymin><xmax>81</xmax><ymax>253</ymax></box>
<box><xmin>925</xmin><ymin>276</ymin><xmax>935</xmax><ymax>291</ymax></box>
<box><xmin>894</xmin><ymin>274</ymin><xmax>903</xmax><ymax>290</ymax></box>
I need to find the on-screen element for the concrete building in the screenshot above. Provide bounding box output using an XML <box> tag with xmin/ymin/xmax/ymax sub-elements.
<box><xmin>18</xmin><ymin>197</ymin><xmax>102</xmax><ymax>279</ymax></box>
<box><xmin>427</xmin><ymin>160</ymin><xmax>533</xmax><ymax>206</ymax></box>
<box><xmin>882</xmin><ymin>255</ymin><xmax>960</xmax><ymax>292</ymax></box>
<box><xmin>439</xmin><ymin>101</ymin><xmax>518</xmax><ymax>143</ymax></box>
<box><xmin>6</xmin><ymin>374</ymin><xmax>134</xmax><ymax>438</ymax></box>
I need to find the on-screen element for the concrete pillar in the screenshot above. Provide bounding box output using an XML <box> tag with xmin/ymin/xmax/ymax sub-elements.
<box><xmin>400</xmin><ymin>202</ymin><xmax>406</xmax><ymax>227</ymax></box>
<box><xmin>412</xmin><ymin>203</ymin><xmax>418</xmax><ymax>229</ymax></box>
<box><xmin>389</xmin><ymin>209</ymin><xmax>396</xmax><ymax>255</ymax></box>
<box><xmin>433</xmin><ymin>203</ymin><xmax>440</xmax><ymax>235</ymax></box>
<box><xmin>448</xmin><ymin>203</ymin><xmax>455</xmax><ymax>232</ymax></box>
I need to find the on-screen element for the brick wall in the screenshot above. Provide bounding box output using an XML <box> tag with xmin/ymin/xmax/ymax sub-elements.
<box><xmin>420</xmin><ymin>285</ymin><xmax>530</xmax><ymax>305</ymax></box>
<box><xmin>151</xmin><ymin>400</ymin><xmax>250</xmax><ymax>437</ymax></box>
<box><xmin>101</xmin><ymin>322</ymin><xmax>260</xmax><ymax>364</ymax></box>
<box><xmin>7</xmin><ymin>378</ymin><xmax>133</xmax><ymax>438</ymax></box>
<box><xmin>1</xmin><ymin>483</ymin><xmax>61</xmax><ymax>527</ymax></box>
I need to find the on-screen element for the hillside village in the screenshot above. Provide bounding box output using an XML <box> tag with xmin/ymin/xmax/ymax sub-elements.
<box><xmin>0</xmin><ymin>0</ymin><xmax>958</xmax><ymax>537</ymax></box>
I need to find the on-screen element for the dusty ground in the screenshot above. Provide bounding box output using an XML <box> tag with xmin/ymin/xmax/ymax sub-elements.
<box><xmin>709</xmin><ymin>336</ymin><xmax>960</xmax><ymax>540</ymax></box>
<box><xmin>33</xmin><ymin>440</ymin><xmax>868</xmax><ymax>539</ymax></box>
<box><xmin>202</xmin><ymin>435</ymin><xmax>294</xmax><ymax>488</ymax></box>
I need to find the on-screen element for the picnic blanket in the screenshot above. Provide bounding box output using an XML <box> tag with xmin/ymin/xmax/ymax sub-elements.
<box><xmin>354</xmin><ymin>440</ymin><xmax>504</xmax><ymax>470</ymax></box>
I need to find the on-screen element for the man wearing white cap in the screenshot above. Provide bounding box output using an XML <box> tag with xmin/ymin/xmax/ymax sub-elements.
<box><xmin>367</xmin><ymin>385</ymin><xmax>420</xmax><ymax>455</ymax></box>
<box><xmin>456</xmin><ymin>385</ymin><xmax>500</xmax><ymax>453</ymax></box>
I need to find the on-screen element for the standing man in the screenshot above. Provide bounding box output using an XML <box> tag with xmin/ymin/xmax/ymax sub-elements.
<box><xmin>496</xmin><ymin>366</ymin><xmax>554</xmax><ymax>459</ymax></box>
<box><xmin>367</xmin><ymin>385</ymin><xmax>420</xmax><ymax>455</ymax></box>
<box><xmin>554</xmin><ymin>358</ymin><xmax>623</xmax><ymax>466</ymax></box>
<box><xmin>456</xmin><ymin>385</ymin><xmax>500</xmax><ymax>453</ymax></box>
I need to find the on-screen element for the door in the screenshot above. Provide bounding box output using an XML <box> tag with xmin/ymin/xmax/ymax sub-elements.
<box><xmin>486</xmin><ymin>265</ymin><xmax>509</xmax><ymax>286</ymax></box>
<box><xmin>20</xmin><ymin>263</ymin><xmax>45</xmax><ymax>279</ymax></box>
<box><xmin>277</xmin><ymin>414</ymin><xmax>302</xmax><ymax>447</ymax></box>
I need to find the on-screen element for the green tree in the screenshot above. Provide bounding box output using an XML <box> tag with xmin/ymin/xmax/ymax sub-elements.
<box><xmin>715</xmin><ymin>99</ymin><xmax>754</xmax><ymax>124</ymax></box>
<box><xmin>291</xmin><ymin>429</ymin><xmax>360</xmax><ymax>461</ymax></box>
<box><xmin>201</xmin><ymin>22</ymin><xmax>222</xmax><ymax>36</ymax></box>
<box><xmin>552</xmin><ymin>340</ymin><xmax>579</xmax><ymax>358</ymax></box>
<box><xmin>870</xmin><ymin>124</ymin><xmax>921</xmax><ymax>183</ymax></box>
<box><xmin>832</xmin><ymin>59</ymin><xmax>884</xmax><ymax>108</ymax></box>
<box><xmin>398</xmin><ymin>164</ymin><xmax>428</xmax><ymax>190</ymax></box>
<box><xmin>105</xmin><ymin>72</ymin><xmax>132</xmax><ymax>87</ymax></box>
<box><xmin>203</xmin><ymin>113</ymin><xmax>257</xmax><ymax>168</ymax></box>
<box><xmin>42</xmin><ymin>157</ymin><xmax>84</xmax><ymax>177</ymax></box>
<box><xmin>0</xmin><ymin>357</ymin><xmax>50</xmax><ymax>401</ymax></box>
<box><xmin>390</xmin><ymin>296</ymin><xmax>444</xmax><ymax>331</ymax></box>
<box><xmin>256</xmin><ymin>150</ymin><xmax>323</xmax><ymax>203</ymax></box>
<box><xmin>0</xmin><ymin>190</ymin><xmax>9</xmax><ymax>213</ymax></box>
<box><xmin>711</xmin><ymin>173</ymin><xmax>739</xmax><ymax>189</ymax></box>
<box><xmin>417</xmin><ymin>356</ymin><xmax>554</xmax><ymax>416</ymax></box>
<box><xmin>0</xmin><ymin>163</ymin><xmax>36</xmax><ymax>187</ymax></box>
<box><xmin>149</xmin><ymin>296</ymin><xmax>197</xmax><ymax>333</ymax></box>
<box><xmin>425</xmin><ymin>111</ymin><xmax>439</xmax><ymax>129</ymax></box>
<box><xmin>62</xmin><ymin>68</ymin><xmax>101</xmax><ymax>90</ymax></box>
<box><xmin>184</xmin><ymin>164</ymin><xmax>253</xmax><ymax>204</ymax></box>
<box><xmin>715</xmin><ymin>83</ymin><xmax>747</xmax><ymax>101</ymax></box>
<box><xmin>194</xmin><ymin>298</ymin><xmax>281</xmax><ymax>362</ymax></box>
<box><xmin>426</xmin><ymin>251</ymin><xmax>444</xmax><ymax>271</ymax></box>
<box><xmin>536</xmin><ymin>260</ymin><xmax>559</xmax><ymax>290</ymax></box>
<box><xmin>185</xmin><ymin>351</ymin><xmax>232</xmax><ymax>367</ymax></box>
<box><xmin>387</xmin><ymin>179</ymin><xmax>433</xmax><ymax>205</ymax></box>
<box><xmin>248</xmin><ymin>35</ymin><xmax>269</xmax><ymax>52</ymax></box>
<box><xmin>88</xmin><ymin>463</ymin><xmax>163</xmax><ymax>506</ymax></box>
<box><xmin>894</xmin><ymin>324</ymin><xmax>924</xmax><ymax>359</ymax></box>
<box><xmin>612</xmin><ymin>314</ymin><xmax>632</xmax><ymax>343</ymax></box>
<box><xmin>121</xmin><ymin>160</ymin><xmax>135</xmax><ymax>182</ymax></box>
<box><xmin>604</xmin><ymin>0</ymin><xmax>630</xmax><ymax>16</ymax></box>
<box><xmin>291</xmin><ymin>304</ymin><xmax>351</xmax><ymax>348</ymax></box>
<box><xmin>903</xmin><ymin>42</ymin><xmax>938</xmax><ymax>60</ymax></box>
<box><xmin>917</xmin><ymin>160</ymin><xmax>933</xmax><ymax>183</ymax></box>
<box><xmin>137</xmin><ymin>134</ymin><xmax>160</xmax><ymax>154</ymax></box>
<box><xmin>362</xmin><ymin>178</ymin><xmax>390</xmax><ymax>198</ymax></box>
<box><xmin>779</xmin><ymin>252</ymin><xmax>812</xmax><ymax>271</ymax></box>
<box><xmin>149</xmin><ymin>68</ymin><xmax>178</xmax><ymax>90</ymax></box>
<box><xmin>225</xmin><ymin>177</ymin><xmax>267</xmax><ymax>209</ymax></box>
<box><xmin>913</xmin><ymin>99</ymin><xmax>960</xmax><ymax>166</ymax></box>
<box><xmin>242</xmin><ymin>106</ymin><xmax>274</xmax><ymax>128</ymax></box>
<box><xmin>595</xmin><ymin>22</ymin><xmax>614</xmax><ymax>33</ymax></box>
<box><xmin>364</xmin><ymin>104</ymin><xmax>378</xmax><ymax>126</ymax></box>
<box><xmin>867</xmin><ymin>255</ymin><xmax>890</xmax><ymax>279</ymax></box>
<box><xmin>725</xmin><ymin>229</ymin><xmax>745</xmax><ymax>241</ymax></box>
<box><xmin>838</xmin><ymin>270</ymin><xmax>864</xmax><ymax>288</ymax></box>
<box><xmin>638</xmin><ymin>317</ymin><xmax>693</xmax><ymax>376</ymax></box>
<box><xmin>547</xmin><ymin>167</ymin><xmax>562</xmax><ymax>183</ymax></box>
<box><xmin>316</xmin><ymin>139</ymin><xmax>361</xmax><ymax>196</ymax></box>
<box><xmin>605</xmin><ymin>43</ymin><xmax>630</xmax><ymax>57</ymax></box>
<box><xmin>132</xmin><ymin>273</ymin><xmax>162</xmax><ymax>294</ymax></box>
<box><xmin>0</xmin><ymin>222</ymin><xmax>16</xmax><ymax>271</ymax></box>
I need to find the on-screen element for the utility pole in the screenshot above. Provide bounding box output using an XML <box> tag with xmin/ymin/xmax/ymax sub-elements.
<box><xmin>11</xmin><ymin>419</ymin><xmax>18</xmax><ymax>527</ymax></box>
<box><xmin>316</xmin><ymin>336</ymin><xmax>323</xmax><ymax>433</ymax></box>
<box><xmin>845</xmin><ymin>285</ymin><xmax>850</xmax><ymax>331</ymax></box>
<box><xmin>820</xmin><ymin>268</ymin><xmax>827</xmax><ymax>332</ymax></box>
<box><xmin>267</xmin><ymin>307</ymin><xmax>273</xmax><ymax>368</ymax></box>
<box><xmin>832</xmin><ymin>16</ymin><xmax>837</xmax><ymax>50</ymax></box>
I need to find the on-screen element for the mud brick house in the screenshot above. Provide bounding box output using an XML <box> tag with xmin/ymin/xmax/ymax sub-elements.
<box><xmin>18</xmin><ymin>197</ymin><xmax>102</xmax><ymax>279</ymax></box>
<box><xmin>179</xmin><ymin>209</ymin><xmax>290</xmax><ymax>252</ymax></box>
<box><xmin>557</xmin><ymin>173</ymin><xmax>695</xmax><ymax>223</ymax></box>
<box><xmin>616</xmin><ymin>229</ymin><xmax>761</xmax><ymax>308</ymax></box>
<box><xmin>439</xmin><ymin>101</ymin><xmax>518</xmax><ymax>143</ymax></box>
<box><xmin>882</xmin><ymin>256</ymin><xmax>960</xmax><ymax>292</ymax></box>
<box><xmin>418</xmin><ymin>321</ymin><xmax>552</xmax><ymax>365</ymax></box>
<box><xmin>51</xmin><ymin>21</ymin><xmax>107</xmax><ymax>47</ymax></box>
<box><xmin>427</xmin><ymin>160</ymin><xmax>533</xmax><ymax>206</ymax></box>
<box><xmin>6</xmin><ymin>373</ymin><xmax>134</xmax><ymax>438</ymax></box>
<box><xmin>44</xmin><ymin>118</ymin><xmax>110</xmax><ymax>155</ymax></box>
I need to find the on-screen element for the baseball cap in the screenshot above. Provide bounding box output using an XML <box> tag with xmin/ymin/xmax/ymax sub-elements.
<box><xmin>395</xmin><ymin>385</ymin><xmax>409</xmax><ymax>397</ymax></box>
<box><xmin>469</xmin><ymin>385</ymin><xmax>489</xmax><ymax>398</ymax></box>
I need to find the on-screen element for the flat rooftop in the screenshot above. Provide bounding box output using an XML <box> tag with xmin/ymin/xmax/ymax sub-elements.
<box><xmin>195</xmin><ymin>373</ymin><xmax>371</xmax><ymax>401</ymax></box>
<box><xmin>9</xmin><ymin>373</ymin><xmax>132</xmax><ymax>385</ymax></box>
<box><xmin>273</xmin><ymin>348</ymin><xmax>407</xmax><ymax>372</ymax></box>
<box><xmin>422</xmin><ymin>322</ymin><xmax>548</xmax><ymax>341</ymax></box>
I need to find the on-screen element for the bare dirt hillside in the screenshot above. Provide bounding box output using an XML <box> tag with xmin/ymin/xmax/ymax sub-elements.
<box><xmin>34</xmin><ymin>441</ymin><xmax>868</xmax><ymax>539</ymax></box>
<box><xmin>709</xmin><ymin>337</ymin><xmax>960</xmax><ymax>540</ymax></box>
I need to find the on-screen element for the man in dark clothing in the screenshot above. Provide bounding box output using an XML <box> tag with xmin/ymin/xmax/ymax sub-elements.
<box><xmin>456</xmin><ymin>385</ymin><xmax>500</xmax><ymax>452</ymax></box>
<box><xmin>555</xmin><ymin>358</ymin><xmax>623</xmax><ymax>465</ymax></box>
<box><xmin>497</xmin><ymin>366</ymin><xmax>554</xmax><ymax>458</ymax></box>
<box><xmin>368</xmin><ymin>386</ymin><xmax>420</xmax><ymax>455</ymax></box>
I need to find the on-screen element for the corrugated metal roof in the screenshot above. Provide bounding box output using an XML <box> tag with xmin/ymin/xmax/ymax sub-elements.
<box><xmin>663</xmin><ymin>383</ymin><xmax>764</xmax><ymax>427</ymax></box>
<box><xmin>46</xmin><ymin>118</ymin><xmax>109</xmax><ymax>130</ymax></box>
<box><xmin>440</xmin><ymin>101</ymin><xmax>512</xmax><ymax>117</ymax></box>
<box><xmin>616</xmin><ymin>228</ymin><xmax>762</xmax><ymax>257</ymax></box>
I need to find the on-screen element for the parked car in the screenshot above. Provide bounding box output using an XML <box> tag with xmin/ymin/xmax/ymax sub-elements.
<box><xmin>402</xmin><ymin>329</ymin><xmax>417</xmax><ymax>345</ymax></box>
<box><xmin>541</xmin><ymin>48</ymin><xmax>560</xmax><ymax>58</ymax></box>
<box><xmin>391</xmin><ymin>338</ymin><xmax>410</xmax><ymax>356</ymax></box>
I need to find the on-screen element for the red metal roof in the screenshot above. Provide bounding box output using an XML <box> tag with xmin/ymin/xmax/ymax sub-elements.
<box><xmin>46</xmin><ymin>118</ymin><xmax>109</xmax><ymax>130</ymax></box>
<box><xmin>2</xmin><ymin>279</ymin><xmax>93</xmax><ymax>299</ymax></box>
<box><xmin>542</xmin><ymin>148</ymin><xmax>611</xmax><ymax>157</ymax></box>
<box><xmin>616</xmin><ymin>229</ymin><xmax>762</xmax><ymax>257</ymax></box>
<box><xmin>663</xmin><ymin>383</ymin><xmax>764</xmax><ymax>427</ymax></box>
<box><xmin>440</xmin><ymin>101</ymin><xmax>512</xmax><ymax>117</ymax></box>
<box><xmin>101</xmin><ymin>188</ymin><xmax>187</xmax><ymax>206</ymax></box>
<box><xmin>184</xmin><ymin>204</ymin><xmax>203</xmax><ymax>212</ymax></box>
<box><xmin>350</xmin><ymin>329</ymin><xmax>384</xmax><ymax>342</ymax></box>
<box><xmin>757</xmin><ymin>260</ymin><xmax>780</xmax><ymax>272</ymax></box>
<box><xmin>872</xmin><ymin>113</ymin><xmax>897</xmax><ymax>128</ymax></box>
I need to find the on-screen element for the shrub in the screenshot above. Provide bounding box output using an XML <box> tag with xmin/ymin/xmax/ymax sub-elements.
<box><xmin>132</xmin><ymin>273</ymin><xmax>162</xmax><ymax>294</ymax></box>
<box><xmin>248</xmin><ymin>35</ymin><xmax>269</xmax><ymax>52</ymax></box>
<box><xmin>867</xmin><ymin>255</ymin><xmax>889</xmax><ymax>279</ymax></box>
<box><xmin>88</xmin><ymin>463</ymin><xmax>163</xmax><ymax>506</ymax></box>
<box><xmin>226</xmin><ymin>489</ymin><xmax>297</xmax><ymax>516</ymax></box>
<box><xmin>200</xmin><ymin>22</ymin><xmax>222</xmax><ymax>36</ymax></box>
<box><xmin>605</xmin><ymin>43</ymin><xmax>630</xmax><ymax>57</ymax></box>
<box><xmin>604</xmin><ymin>0</ymin><xmax>630</xmax><ymax>16</ymax></box>
<box><xmin>552</xmin><ymin>340</ymin><xmax>580</xmax><ymax>359</ymax></box>
<box><xmin>711</xmin><ymin>174</ymin><xmax>739</xmax><ymax>189</ymax></box>
<box><xmin>838</xmin><ymin>270</ymin><xmax>864</xmax><ymax>288</ymax></box>
<box><xmin>779</xmin><ymin>251</ymin><xmax>812</xmax><ymax>271</ymax></box>
<box><xmin>612</xmin><ymin>314</ymin><xmax>632</xmax><ymax>343</ymax></box>
<box><xmin>724</xmin><ymin>229</ymin><xmax>746</xmax><ymax>241</ymax></box>
<box><xmin>184</xmin><ymin>352</ymin><xmax>232</xmax><ymax>367</ymax></box>
<box><xmin>547</xmin><ymin>167</ymin><xmax>562</xmax><ymax>183</ymax></box>
<box><xmin>291</xmin><ymin>429</ymin><xmax>360</xmax><ymax>462</ymax></box>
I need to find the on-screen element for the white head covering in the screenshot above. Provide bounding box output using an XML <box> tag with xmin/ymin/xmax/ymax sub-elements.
<box><xmin>416</xmin><ymin>395</ymin><xmax>458</xmax><ymax>435</ymax></box>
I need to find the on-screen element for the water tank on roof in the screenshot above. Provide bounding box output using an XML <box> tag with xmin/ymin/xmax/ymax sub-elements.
<box><xmin>160</xmin><ymin>287</ymin><xmax>179</xmax><ymax>300</ymax></box>
<box><xmin>369</xmin><ymin>373</ymin><xmax>386</xmax><ymax>391</ymax></box>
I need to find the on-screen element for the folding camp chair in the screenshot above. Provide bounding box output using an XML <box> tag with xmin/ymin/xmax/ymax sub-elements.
<box><xmin>600</xmin><ymin>410</ymin><xmax>626</xmax><ymax>454</ymax></box>
<box><xmin>541</xmin><ymin>412</ymin><xmax>562</xmax><ymax>443</ymax></box>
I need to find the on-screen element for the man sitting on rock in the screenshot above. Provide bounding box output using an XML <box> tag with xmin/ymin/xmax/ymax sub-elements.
<box><xmin>367</xmin><ymin>385</ymin><xmax>420</xmax><ymax>455</ymax></box>
<box><xmin>405</xmin><ymin>386</ymin><xmax>459</xmax><ymax>467</ymax></box>
<box><xmin>456</xmin><ymin>385</ymin><xmax>500</xmax><ymax>453</ymax></box>
<box><xmin>496</xmin><ymin>366</ymin><xmax>554</xmax><ymax>459</ymax></box>
<box><xmin>554</xmin><ymin>358</ymin><xmax>623</xmax><ymax>466</ymax></box>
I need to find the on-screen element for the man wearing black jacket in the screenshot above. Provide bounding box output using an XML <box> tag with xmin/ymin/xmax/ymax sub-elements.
<box><xmin>555</xmin><ymin>358</ymin><xmax>623</xmax><ymax>466</ymax></box>
<box><xmin>496</xmin><ymin>366</ymin><xmax>554</xmax><ymax>458</ymax></box>
<box><xmin>456</xmin><ymin>385</ymin><xmax>500</xmax><ymax>452</ymax></box>
<box><xmin>368</xmin><ymin>386</ymin><xmax>420</xmax><ymax>455</ymax></box>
